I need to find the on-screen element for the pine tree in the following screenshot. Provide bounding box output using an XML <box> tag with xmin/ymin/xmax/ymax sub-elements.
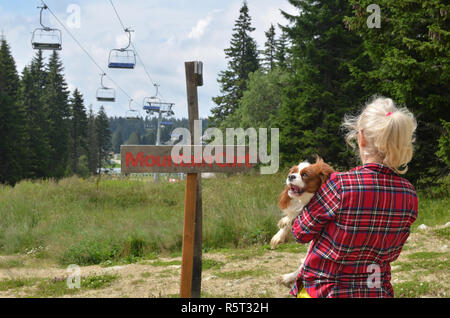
<box><xmin>346</xmin><ymin>0</ymin><xmax>450</xmax><ymax>183</ymax></box>
<box><xmin>0</xmin><ymin>38</ymin><xmax>24</xmax><ymax>185</ymax></box>
<box><xmin>69</xmin><ymin>89</ymin><xmax>88</xmax><ymax>175</ymax></box>
<box><xmin>95</xmin><ymin>106</ymin><xmax>111</xmax><ymax>174</ymax></box>
<box><xmin>262</xmin><ymin>24</ymin><xmax>277</xmax><ymax>71</ymax></box>
<box><xmin>126</xmin><ymin>131</ymin><xmax>141</xmax><ymax>145</ymax></box>
<box><xmin>45</xmin><ymin>51</ymin><xmax>70</xmax><ymax>178</ymax></box>
<box><xmin>112</xmin><ymin>130</ymin><xmax>124</xmax><ymax>153</ymax></box>
<box><xmin>275</xmin><ymin>29</ymin><xmax>290</xmax><ymax>69</ymax></box>
<box><xmin>210</xmin><ymin>1</ymin><xmax>260</xmax><ymax>127</ymax></box>
<box><xmin>87</xmin><ymin>106</ymin><xmax>98</xmax><ymax>175</ymax></box>
<box><xmin>277</xmin><ymin>0</ymin><xmax>368</xmax><ymax>168</ymax></box>
<box><xmin>0</xmin><ymin>39</ymin><xmax>20</xmax><ymax>96</ymax></box>
<box><xmin>18</xmin><ymin>50</ymin><xmax>52</xmax><ymax>179</ymax></box>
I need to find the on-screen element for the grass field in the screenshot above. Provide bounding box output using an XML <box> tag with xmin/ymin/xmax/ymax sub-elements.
<box><xmin>0</xmin><ymin>173</ymin><xmax>448</xmax><ymax>298</ymax></box>
<box><xmin>0</xmin><ymin>173</ymin><xmax>283</xmax><ymax>264</ymax></box>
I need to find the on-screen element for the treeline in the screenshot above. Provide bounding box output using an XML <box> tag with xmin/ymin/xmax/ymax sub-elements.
<box><xmin>0</xmin><ymin>40</ymin><xmax>111</xmax><ymax>185</ymax></box>
<box><xmin>109</xmin><ymin>118</ymin><xmax>209</xmax><ymax>153</ymax></box>
<box><xmin>211</xmin><ymin>0</ymin><xmax>449</xmax><ymax>185</ymax></box>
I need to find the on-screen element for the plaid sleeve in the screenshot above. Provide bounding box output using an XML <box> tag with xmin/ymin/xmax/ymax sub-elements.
<box><xmin>292</xmin><ymin>173</ymin><xmax>341</xmax><ymax>243</ymax></box>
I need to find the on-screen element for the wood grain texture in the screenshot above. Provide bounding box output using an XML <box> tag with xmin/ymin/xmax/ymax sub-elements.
<box><xmin>179</xmin><ymin>173</ymin><xmax>198</xmax><ymax>298</ymax></box>
<box><xmin>121</xmin><ymin>145</ymin><xmax>254</xmax><ymax>174</ymax></box>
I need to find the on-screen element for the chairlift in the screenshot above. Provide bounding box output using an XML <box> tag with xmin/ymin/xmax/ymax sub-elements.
<box><xmin>144</xmin><ymin>123</ymin><xmax>153</xmax><ymax>131</ymax></box>
<box><xmin>161</xmin><ymin>121</ymin><xmax>173</xmax><ymax>127</ymax></box>
<box><xmin>31</xmin><ymin>5</ymin><xmax>62</xmax><ymax>51</ymax></box>
<box><xmin>143</xmin><ymin>97</ymin><xmax>161</xmax><ymax>115</ymax></box>
<box><xmin>126</xmin><ymin>99</ymin><xmax>141</xmax><ymax>120</ymax></box>
<box><xmin>96</xmin><ymin>73</ymin><xmax>116</xmax><ymax>102</ymax></box>
<box><xmin>143</xmin><ymin>84</ymin><xmax>161</xmax><ymax>114</ymax></box>
<box><xmin>142</xmin><ymin>85</ymin><xmax>176</xmax><ymax>117</ymax></box>
<box><xmin>108</xmin><ymin>28</ymin><xmax>136</xmax><ymax>69</ymax></box>
<box><xmin>144</xmin><ymin>116</ymin><xmax>153</xmax><ymax>131</ymax></box>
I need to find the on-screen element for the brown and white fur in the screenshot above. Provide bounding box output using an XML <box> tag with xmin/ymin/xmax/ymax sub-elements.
<box><xmin>270</xmin><ymin>157</ymin><xmax>334</xmax><ymax>286</ymax></box>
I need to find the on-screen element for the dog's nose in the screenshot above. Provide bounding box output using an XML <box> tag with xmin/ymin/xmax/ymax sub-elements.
<box><xmin>288</xmin><ymin>175</ymin><xmax>296</xmax><ymax>181</ymax></box>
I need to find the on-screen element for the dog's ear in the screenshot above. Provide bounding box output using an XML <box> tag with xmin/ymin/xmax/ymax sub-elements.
<box><xmin>319</xmin><ymin>161</ymin><xmax>335</xmax><ymax>184</ymax></box>
<box><xmin>279</xmin><ymin>186</ymin><xmax>291</xmax><ymax>210</ymax></box>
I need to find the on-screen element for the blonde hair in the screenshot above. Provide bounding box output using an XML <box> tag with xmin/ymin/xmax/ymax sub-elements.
<box><xmin>343</xmin><ymin>96</ymin><xmax>417</xmax><ymax>174</ymax></box>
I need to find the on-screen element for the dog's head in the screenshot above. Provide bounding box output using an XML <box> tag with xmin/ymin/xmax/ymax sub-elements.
<box><xmin>285</xmin><ymin>161</ymin><xmax>311</xmax><ymax>197</ymax></box>
<box><xmin>279</xmin><ymin>157</ymin><xmax>335</xmax><ymax>210</ymax></box>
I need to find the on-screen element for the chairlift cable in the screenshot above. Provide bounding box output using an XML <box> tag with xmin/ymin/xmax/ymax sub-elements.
<box><xmin>39</xmin><ymin>0</ymin><xmax>141</xmax><ymax>111</ymax></box>
<box><xmin>108</xmin><ymin>0</ymin><xmax>166</xmax><ymax>102</ymax></box>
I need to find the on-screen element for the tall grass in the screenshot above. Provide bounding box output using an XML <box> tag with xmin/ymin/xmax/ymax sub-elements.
<box><xmin>0</xmin><ymin>174</ymin><xmax>283</xmax><ymax>265</ymax></box>
<box><xmin>0</xmin><ymin>173</ymin><xmax>447</xmax><ymax>265</ymax></box>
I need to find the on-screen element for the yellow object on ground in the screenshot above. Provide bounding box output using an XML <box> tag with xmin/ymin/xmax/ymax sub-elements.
<box><xmin>297</xmin><ymin>288</ymin><xmax>312</xmax><ymax>298</ymax></box>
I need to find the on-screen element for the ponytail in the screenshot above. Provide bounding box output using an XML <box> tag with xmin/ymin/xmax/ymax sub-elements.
<box><xmin>343</xmin><ymin>96</ymin><xmax>417</xmax><ymax>174</ymax></box>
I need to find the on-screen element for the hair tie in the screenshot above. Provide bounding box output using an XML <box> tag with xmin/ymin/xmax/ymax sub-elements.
<box><xmin>386</xmin><ymin>112</ymin><xmax>393</xmax><ymax>117</ymax></box>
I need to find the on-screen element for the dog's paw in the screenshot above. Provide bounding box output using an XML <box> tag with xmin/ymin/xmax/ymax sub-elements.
<box><xmin>277</xmin><ymin>217</ymin><xmax>291</xmax><ymax>228</ymax></box>
<box><xmin>279</xmin><ymin>272</ymin><xmax>297</xmax><ymax>287</ymax></box>
<box><xmin>270</xmin><ymin>230</ymin><xmax>286</xmax><ymax>249</ymax></box>
<box><xmin>270</xmin><ymin>235</ymin><xmax>281</xmax><ymax>250</ymax></box>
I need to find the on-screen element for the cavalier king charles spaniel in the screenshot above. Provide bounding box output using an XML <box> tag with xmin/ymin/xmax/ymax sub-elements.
<box><xmin>270</xmin><ymin>157</ymin><xmax>334</xmax><ymax>286</ymax></box>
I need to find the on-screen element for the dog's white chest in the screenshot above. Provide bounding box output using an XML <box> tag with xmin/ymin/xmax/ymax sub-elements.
<box><xmin>285</xmin><ymin>192</ymin><xmax>315</xmax><ymax>219</ymax></box>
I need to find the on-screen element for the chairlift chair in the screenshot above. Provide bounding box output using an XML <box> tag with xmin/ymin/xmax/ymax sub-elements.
<box><xmin>126</xmin><ymin>99</ymin><xmax>141</xmax><ymax>120</ymax></box>
<box><xmin>31</xmin><ymin>5</ymin><xmax>62</xmax><ymax>51</ymax></box>
<box><xmin>108</xmin><ymin>49</ymin><xmax>136</xmax><ymax>69</ymax></box>
<box><xmin>144</xmin><ymin>121</ymin><xmax>153</xmax><ymax>131</ymax></box>
<box><xmin>108</xmin><ymin>28</ymin><xmax>136</xmax><ymax>69</ymax></box>
<box><xmin>161</xmin><ymin>121</ymin><xmax>173</xmax><ymax>127</ymax></box>
<box><xmin>144</xmin><ymin>105</ymin><xmax>161</xmax><ymax>114</ymax></box>
<box><xmin>143</xmin><ymin>96</ymin><xmax>162</xmax><ymax>115</ymax></box>
<box><xmin>165</xmin><ymin>102</ymin><xmax>175</xmax><ymax>116</ymax></box>
<box><xmin>96</xmin><ymin>73</ymin><xmax>116</xmax><ymax>102</ymax></box>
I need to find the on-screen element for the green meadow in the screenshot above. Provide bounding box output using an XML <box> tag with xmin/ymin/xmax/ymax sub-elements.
<box><xmin>0</xmin><ymin>174</ymin><xmax>282</xmax><ymax>265</ymax></box>
<box><xmin>0</xmin><ymin>174</ymin><xmax>448</xmax><ymax>267</ymax></box>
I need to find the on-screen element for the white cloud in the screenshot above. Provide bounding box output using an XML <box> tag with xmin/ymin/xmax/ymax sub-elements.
<box><xmin>1</xmin><ymin>0</ymin><xmax>298</xmax><ymax>119</ymax></box>
<box><xmin>188</xmin><ymin>14</ymin><xmax>213</xmax><ymax>40</ymax></box>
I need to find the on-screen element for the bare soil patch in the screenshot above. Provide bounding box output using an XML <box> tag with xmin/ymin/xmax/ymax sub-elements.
<box><xmin>0</xmin><ymin>228</ymin><xmax>448</xmax><ymax>298</ymax></box>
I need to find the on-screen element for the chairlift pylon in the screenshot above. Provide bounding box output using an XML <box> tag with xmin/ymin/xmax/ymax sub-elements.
<box><xmin>31</xmin><ymin>5</ymin><xmax>62</xmax><ymax>51</ymax></box>
<box><xmin>96</xmin><ymin>73</ymin><xmax>116</xmax><ymax>102</ymax></box>
<box><xmin>108</xmin><ymin>28</ymin><xmax>136</xmax><ymax>69</ymax></box>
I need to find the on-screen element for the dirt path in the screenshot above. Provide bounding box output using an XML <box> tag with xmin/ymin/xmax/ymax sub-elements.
<box><xmin>0</xmin><ymin>226</ymin><xmax>448</xmax><ymax>298</ymax></box>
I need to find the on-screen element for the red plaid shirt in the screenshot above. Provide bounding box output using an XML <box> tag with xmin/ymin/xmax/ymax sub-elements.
<box><xmin>291</xmin><ymin>163</ymin><xmax>418</xmax><ymax>298</ymax></box>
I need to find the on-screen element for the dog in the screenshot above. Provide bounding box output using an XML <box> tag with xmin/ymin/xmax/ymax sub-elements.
<box><xmin>270</xmin><ymin>157</ymin><xmax>334</xmax><ymax>286</ymax></box>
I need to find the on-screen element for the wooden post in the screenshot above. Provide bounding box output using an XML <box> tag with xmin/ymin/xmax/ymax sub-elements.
<box><xmin>180</xmin><ymin>61</ymin><xmax>203</xmax><ymax>298</ymax></box>
<box><xmin>120</xmin><ymin>62</ymin><xmax>256</xmax><ymax>299</ymax></box>
<box><xmin>191</xmin><ymin>176</ymin><xmax>202</xmax><ymax>298</ymax></box>
<box><xmin>180</xmin><ymin>173</ymin><xmax>198</xmax><ymax>298</ymax></box>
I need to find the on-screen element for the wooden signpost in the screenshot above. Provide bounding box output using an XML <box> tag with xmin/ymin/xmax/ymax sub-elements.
<box><xmin>121</xmin><ymin>61</ymin><xmax>254</xmax><ymax>298</ymax></box>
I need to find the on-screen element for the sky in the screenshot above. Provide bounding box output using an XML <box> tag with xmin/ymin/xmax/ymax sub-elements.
<box><xmin>0</xmin><ymin>0</ymin><xmax>298</xmax><ymax>119</ymax></box>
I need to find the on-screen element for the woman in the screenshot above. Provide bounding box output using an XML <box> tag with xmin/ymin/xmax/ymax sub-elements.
<box><xmin>291</xmin><ymin>97</ymin><xmax>418</xmax><ymax>298</ymax></box>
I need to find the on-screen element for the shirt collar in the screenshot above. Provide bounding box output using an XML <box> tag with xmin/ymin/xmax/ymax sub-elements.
<box><xmin>351</xmin><ymin>163</ymin><xmax>397</xmax><ymax>175</ymax></box>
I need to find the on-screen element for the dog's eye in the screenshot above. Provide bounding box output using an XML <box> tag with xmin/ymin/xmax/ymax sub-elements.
<box><xmin>301</xmin><ymin>173</ymin><xmax>308</xmax><ymax>178</ymax></box>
